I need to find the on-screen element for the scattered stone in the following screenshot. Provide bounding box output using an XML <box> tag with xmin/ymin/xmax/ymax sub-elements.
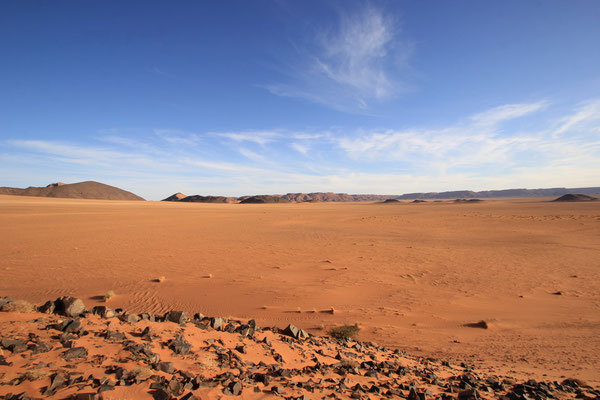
<box><xmin>165</xmin><ymin>310</ymin><xmax>189</xmax><ymax>324</ymax></box>
<box><xmin>105</xmin><ymin>331</ymin><xmax>126</xmax><ymax>341</ymax></box>
<box><xmin>210</xmin><ymin>317</ymin><xmax>224</xmax><ymax>330</ymax></box>
<box><xmin>70</xmin><ymin>393</ymin><xmax>98</xmax><ymax>400</ymax></box>
<box><xmin>39</xmin><ymin>300</ymin><xmax>55</xmax><ymax>314</ymax></box>
<box><xmin>55</xmin><ymin>297</ymin><xmax>86</xmax><ymax>318</ymax></box>
<box><xmin>458</xmin><ymin>389</ymin><xmax>480</xmax><ymax>400</ymax></box>
<box><xmin>91</xmin><ymin>306</ymin><xmax>115</xmax><ymax>318</ymax></box>
<box><xmin>281</xmin><ymin>323</ymin><xmax>309</xmax><ymax>340</ymax></box>
<box><xmin>2</xmin><ymin>338</ymin><xmax>27</xmax><ymax>353</ymax></box>
<box><xmin>120</xmin><ymin>312</ymin><xmax>140</xmax><ymax>324</ymax></box>
<box><xmin>168</xmin><ymin>334</ymin><xmax>191</xmax><ymax>355</ymax></box>
<box><xmin>156</xmin><ymin>361</ymin><xmax>174</xmax><ymax>374</ymax></box>
<box><xmin>31</xmin><ymin>340</ymin><xmax>52</xmax><ymax>354</ymax></box>
<box><xmin>62</xmin><ymin>347</ymin><xmax>88</xmax><ymax>360</ymax></box>
<box><xmin>223</xmin><ymin>381</ymin><xmax>243</xmax><ymax>396</ymax></box>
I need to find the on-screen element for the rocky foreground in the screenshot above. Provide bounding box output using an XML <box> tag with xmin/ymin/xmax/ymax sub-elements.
<box><xmin>0</xmin><ymin>297</ymin><xmax>597</xmax><ymax>400</ymax></box>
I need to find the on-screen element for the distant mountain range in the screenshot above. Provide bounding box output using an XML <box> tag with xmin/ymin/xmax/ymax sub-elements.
<box><xmin>163</xmin><ymin>187</ymin><xmax>600</xmax><ymax>203</ymax></box>
<box><xmin>4</xmin><ymin>183</ymin><xmax>596</xmax><ymax>203</ymax></box>
<box><xmin>0</xmin><ymin>181</ymin><xmax>144</xmax><ymax>201</ymax></box>
<box><xmin>395</xmin><ymin>187</ymin><xmax>600</xmax><ymax>200</ymax></box>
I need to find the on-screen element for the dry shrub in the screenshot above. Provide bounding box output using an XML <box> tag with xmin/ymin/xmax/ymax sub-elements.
<box><xmin>329</xmin><ymin>323</ymin><xmax>360</xmax><ymax>339</ymax></box>
<box><xmin>104</xmin><ymin>290</ymin><xmax>116</xmax><ymax>302</ymax></box>
<box><xmin>2</xmin><ymin>299</ymin><xmax>34</xmax><ymax>313</ymax></box>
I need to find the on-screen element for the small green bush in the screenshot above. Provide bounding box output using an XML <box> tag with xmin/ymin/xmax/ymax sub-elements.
<box><xmin>329</xmin><ymin>324</ymin><xmax>360</xmax><ymax>339</ymax></box>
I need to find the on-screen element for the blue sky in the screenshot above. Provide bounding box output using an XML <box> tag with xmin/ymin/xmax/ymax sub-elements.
<box><xmin>1</xmin><ymin>1</ymin><xmax>599</xmax><ymax>199</ymax></box>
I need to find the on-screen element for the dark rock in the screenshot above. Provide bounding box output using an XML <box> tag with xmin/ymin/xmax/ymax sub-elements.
<box><xmin>91</xmin><ymin>306</ymin><xmax>115</xmax><ymax>318</ymax></box>
<box><xmin>458</xmin><ymin>389</ymin><xmax>480</xmax><ymax>400</ymax></box>
<box><xmin>193</xmin><ymin>313</ymin><xmax>205</xmax><ymax>320</ymax></box>
<box><xmin>141</xmin><ymin>326</ymin><xmax>153</xmax><ymax>340</ymax></box>
<box><xmin>156</xmin><ymin>361</ymin><xmax>174</xmax><ymax>374</ymax></box>
<box><xmin>39</xmin><ymin>300</ymin><xmax>55</xmax><ymax>314</ymax></box>
<box><xmin>1</xmin><ymin>338</ymin><xmax>27</xmax><ymax>353</ymax></box>
<box><xmin>168</xmin><ymin>334</ymin><xmax>191</xmax><ymax>355</ymax></box>
<box><xmin>55</xmin><ymin>297</ymin><xmax>86</xmax><ymax>317</ymax></box>
<box><xmin>271</xmin><ymin>385</ymin><xmax>285</xmax><ymax>395</ymax></box>
<box><xmin>210</xmin><ymin>317</ymin><xmax>224</xmax><ymax>330</ymax></box>
<box><xmin>70</xmin><ymin>393</ymin><xmax>98</xmax><ymax>400</ymax></box>
<box><xmin>105</xmin><ymin>331</ymin><xmax>127</xmax><ymax>341</ymax></box>
<box><xmin>282</xmin><ymin>324</ymin><xmax>308</xmax><ymax>339</ymax></box>
<box><xmin>62</xmin><ymin>347</ymin><xmax>88</xmax><ymax>360</ymax></box>
<box><xmin>60</xmin><ymin>318</ymin><xmax>82</xmax><ymax>333</ymax></box>
<box><xmin>164</xmin><ymin>311</ymin><xmax>189</xmax><ymax>324</ymax></box>
<box><xmin>180</xmin><ymin>393</ymin><xmax>199</xmax><ymax>400</ymax></box>
<box><xmin>45</xmin><ymin>373</ymin><xmax>67</xmax><ymax>395</ymax></box>
<box><xmin>98</xmin><ymin>385</ymin><xmax>115</xmax><ymax>393</ymax></box>
<box><xmin>150</xmin><ymin>388</ymin><xmax>172</xmax><ymax>400</ymax></box>
<box><xmin>223</xmin><ymin>381</ymin><xmax>243</xmax><ymax>396</ymax></box>
<box><xmin>120</xmin><ymin>312</ymin><xmax>140</xmax><ymax>324</ymax></box>
<box><xmin>235</xmin><ymin>345</ymin><xmax>246</xmax><ymax>354</ymax></box>
<box><xmin>31</xmin><ymin>341</ymin><xmax>52</xmax><ymax>354</ymax></box>
<box><xmin>167</xmin><ymin>378</ymin><xmax>184</xmax><ymax>396</ymax></box>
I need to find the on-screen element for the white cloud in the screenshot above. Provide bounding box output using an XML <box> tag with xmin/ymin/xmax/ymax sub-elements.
<box><xmin>554</xmin><ymin>99</ymin><xmax>600</xmax><ymax>135</ymax></box>
<box><xmin>238</xmin><ymin>147</ymin><xmax>266</xmax><ymax>162</ymax></box>
<box><xmin>291</xmin><ymin>142</ymin><xmax>309</xmax><ymax>155</ymax></box>
<box><xmin>216</xmin><ymin>131</ymin><xmax>279</xmax><ymax>145</ymax></box>
<box><xmin>470</xmin><ymin>102</ymin><xmax>547</xmax><ymax>126</ymax></box>
<box><xmin>336</xmin><ymin>100</ymin><xmax>600</xmax><ymax>176</ymax></box>
<box><xmin>3</xmin><ymin>99</ymin><xmax>599</xmax><ymax>199</ymax></box>
<box><xmin>265</xmin><ymin>5</ymin><xmax>410</xmax><ymax>112</ymax></box>
<box><xmin>154</xmin><ymin>129</ymin><xmax>200</xmax><ymax>145</ymax></box>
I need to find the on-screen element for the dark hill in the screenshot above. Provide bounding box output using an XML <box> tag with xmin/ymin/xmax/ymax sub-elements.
<box><xmin>179</xmin><ymin>195</ymin><xmax>232</xmax><ymax>203</ymax></box>
<box><xmin>0</xmin><ymin>181</ymin><xmax>144</xmax><ymax>201</ymax></box>
<box><xmin>240</xmin><ymin>195</ymin><xmax>290</xmax><ymax>204</ymax></box>
<box><xmin>552</xmin><ymin>194</ymin><xmax>597</xmax><ymax>202</ymax></box>
<box><xmin>162</xmin><ymin>192</ymin><xmax>188</xmax><ymax>201</ymax></box>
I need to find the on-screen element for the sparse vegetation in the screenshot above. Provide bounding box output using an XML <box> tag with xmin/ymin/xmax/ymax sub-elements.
<box><xmin>1</xmin><ymin>299</ymin><xmax>34</xmax><ymax>313</ymax></box>
<box><xmin>104</xmin><ymin>290</ymin><xmax>115</xmax><ymax>302</ymax></box>
<box><xmin>329</xmin><ymin>323</ymin><xmax>360</xmax><ymax>339</ymax></box>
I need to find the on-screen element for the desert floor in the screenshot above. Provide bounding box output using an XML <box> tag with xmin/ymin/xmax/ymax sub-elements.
<box><xmin>0</xmin><ymin>195</ymin><xmax>598</xmax><ymax>385</ymax></box>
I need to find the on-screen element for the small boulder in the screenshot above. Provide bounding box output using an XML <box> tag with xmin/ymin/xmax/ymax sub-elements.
<box><xmin>168</xmin><ymin>334</ymin><xmax>191</xmax><ymax>355</ymax></box>
<box><xmin>62</xmin><ymin>346</ymin><xmax>88</xmax><ymax>360</ymax></box>
<box><xmin>55</xmin><ymin>297</ymin><xmax>86</xmax><ymax>318</ymax></box>
<box><xmin>165</xmin><ymin>310</ymin><xmax>189</xmax><ymax>324</ymax></box>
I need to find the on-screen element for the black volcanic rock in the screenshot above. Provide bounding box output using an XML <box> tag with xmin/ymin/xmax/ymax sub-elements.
<box><xmin>240</xmin><ymin>195</ymin><xmax>290</xmax><ymax>204</ymax></box>
<box><xmin>552</xmin><ymin>194</ymin><xmax>597</xmax><ymax>202</ymax></box>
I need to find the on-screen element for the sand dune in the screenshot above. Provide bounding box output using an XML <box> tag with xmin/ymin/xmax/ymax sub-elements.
<box><xmin>0</xmin><ymin>195</ymin><xmax>598</xmax><ymax>386</ymax></box>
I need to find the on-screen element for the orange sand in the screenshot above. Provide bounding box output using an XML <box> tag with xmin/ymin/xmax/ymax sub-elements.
<box><xmin>0</xmin><ymin>195</ymin><xmax>598</xmax><ymax>384</ymax></box>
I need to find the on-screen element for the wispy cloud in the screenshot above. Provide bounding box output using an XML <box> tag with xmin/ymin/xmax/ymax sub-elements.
<box><xmin>265</xmin><ymin>5</ymin><xmax>411</xmax><ymax>112</ymax></box>
<box><xmin>291</xmin><ymin>142</ymin><xmax>309</xmax><ymax>155</ymax></box>
<box><xmin>154</xmin><ymin>129</ymin><xmax>201</xmax><ymax>145</ymax></box>
<box><xmin>470</xmin><ymin>102</ymin><xmax>547</xmax><ymax>126</ymax></box>
<box><xmin>216</xmin><ymin>131</ymin><xmax>279</xmax><ymax>145</ymax></box>
<box><xmin>336</xmin><ymin>100</ymin><xmax>600</xmax><ymax>175</ymax></box>
<box><xmin>3</xmin><ymin>99</ymin><xmax>599</xmax><ymax>199</ymax></box>
<box><xmin>554</xmin><ymin>99</ymin><xmax>600</xmax><ymax>135</ymax></box>
<box><xmin>238</xmin><ymin>147</ymin><xmax>266</xmax><ymax>162</ymax></box>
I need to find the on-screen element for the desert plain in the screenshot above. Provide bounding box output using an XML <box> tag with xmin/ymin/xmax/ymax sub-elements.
<box><xmin>0</xmin><ymin>195</ymin><xmax>598</xmax><ymax>388</ymax></box>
